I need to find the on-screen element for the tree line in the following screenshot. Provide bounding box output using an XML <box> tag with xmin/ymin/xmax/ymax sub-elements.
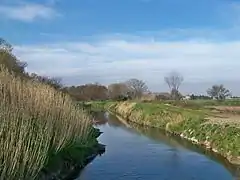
<box><xmin>65</xmin><ymin>73</ymin><xmax>232</xmax><ymax>101</ymax></box>
<box><xmin>0</xmin><ymin>38</ymin><xmax>233</xmax><ymax>101</ymax></box>
<box><xmin>65</xmin><ymin>78</ymin><xmax>149</xmax><ymax>101</ymax></box>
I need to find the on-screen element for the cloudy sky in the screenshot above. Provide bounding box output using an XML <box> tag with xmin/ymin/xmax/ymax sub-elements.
<box><xmin>1</xmin><ymin>0</ymin><xmax>240</xmax><ymax>95</ymax></box>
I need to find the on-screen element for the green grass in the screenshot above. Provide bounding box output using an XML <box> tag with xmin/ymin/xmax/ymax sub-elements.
<box><xmin>170</xmin><ymin>120</ymin><xmax>240</xmax><ymax>157</ymax></box>
<box><xmin>83</xmin><ymin>100</ymin><xmax>113</xmax><ymax>111</ymax></box>
<box><xmin>163</xmin><ymin>99</ymin><xmax>240</xmax><ymax>108</ymax></box>
<box><xmin>103</xmin><ymin>101</ymin><xmax>240</xmax><ymax>164</ymax></box>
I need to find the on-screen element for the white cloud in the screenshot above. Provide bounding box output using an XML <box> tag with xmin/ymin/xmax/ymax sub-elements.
<box><xmin>4</xmin><ymin>0</ymin><xmax>240</xmax><ymax>94</ymax></box>
<box><xmin>0</xmin><ymin>3</ymin><xmax>58</xmax><ymax>22</ymax></box>
<box><xmin>13</xmin><ymin>37</ymin><xmax>240</xmax><ymax>95</ymax></box>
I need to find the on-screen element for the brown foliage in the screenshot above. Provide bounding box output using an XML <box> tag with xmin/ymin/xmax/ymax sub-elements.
<box><xmin>0</xmin><ymin>51</ymin><xmax>27</xmax><ymax>77</ymax></box>
<box><xmin>0</xmin><ymin>65</ymin><xmax>93</xmax><ymax>179</ymax></box>
<box><xmin>29</xmin><ymin>73</ymin><xmax>63</xmax><ymax>90</ymax></box>
<box><xmin>108</xmin><ymin>83</ymin><xmax>129</xmax><ymax>100</ymax></box>
<box><xmin>66</xmin><ymin>83</ymin><xmax>108</xmax><ymax>101</ymax></box>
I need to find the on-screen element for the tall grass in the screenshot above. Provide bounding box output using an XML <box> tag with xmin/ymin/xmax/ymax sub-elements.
<box><xmin>0</xmin><ymin>66</ymin><xmax>94</xmax><ymax>180</ymax></box>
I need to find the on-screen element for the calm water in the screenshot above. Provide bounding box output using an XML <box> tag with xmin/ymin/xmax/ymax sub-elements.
<box><xmin>77</xmin><ymin>112</ymin><xmax>239</xmax><ymax>180</ymax></box>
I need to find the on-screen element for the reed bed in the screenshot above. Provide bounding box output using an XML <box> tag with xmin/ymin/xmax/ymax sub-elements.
<box><xmin>0</xmin><ymin>66</ymin><xmax>94</xmax><ymax>180</ymax></box>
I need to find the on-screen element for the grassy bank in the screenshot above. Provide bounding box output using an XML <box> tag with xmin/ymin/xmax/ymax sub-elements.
<box><xmin>91</xmin><ymin>100</ymin><xmax>240</xmax><ymax>165</ymax></box>
<box><xmin>0</xmin><ymin>67</ymin><xmax>98</xmax><ymax>179</ymax></box>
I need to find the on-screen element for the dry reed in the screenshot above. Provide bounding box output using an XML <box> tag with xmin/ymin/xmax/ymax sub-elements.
<box><xmin>0</xmin><ymin>66</ymin><xmax>94</xmax><ymax>180</ymax></box>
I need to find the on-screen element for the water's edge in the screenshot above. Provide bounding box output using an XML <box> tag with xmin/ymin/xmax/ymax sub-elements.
<box><xmin>107</xmin><ymin>108</ymin><xmax>240</xmax><ymax>174</ymax></box>
<box><xmin>78</xmin><ymin>111</ymin><xmax>240</xmax><ymax>179</ymax></box>
<box><xmin>37</xmin><ymin>129</ymin><xmax>105</xmax><ymax>180</ymax></box>
<box><xmin>112</xmin><ymin>112</ymin><xmax>240</xmax><ymax>177</ymax></box>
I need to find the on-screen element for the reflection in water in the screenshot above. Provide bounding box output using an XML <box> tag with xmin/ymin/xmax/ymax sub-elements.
<box><xmin>107</xmin><ymin>112</ymin><xmax>240</xmax><ymax>178</ymax></box>
<box><xmin>78</xmin><ymin>112</ymin><xmax>240</xmax><ymax>180</ymax></box>
<box><xmin>124</xmin><ymin>120</ymin><xmax>240</xmax><ymax>178</ymax></box>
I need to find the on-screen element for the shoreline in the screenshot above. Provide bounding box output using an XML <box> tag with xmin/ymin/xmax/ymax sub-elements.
<box><xmin>37</xmin><ymin>128</ymin><xmax>105</xmax><ymax>180</ymax></box>
<box><xmin>92</xmin><ymin>101</ymin><xmax>240</xmax><ymax>167</ymax></box>
<box><xmin>113</xmin><ymin>112</ymin><xmax>240</xmax><ymax>175</ymax></box>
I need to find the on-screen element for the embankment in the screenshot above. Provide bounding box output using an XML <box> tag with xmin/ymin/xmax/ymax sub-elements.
<box><xmin>0</xmin><ymin>66</ymin><xmax>104</xmax><ymax>180</ymax></box>
<box><xmin>91</xmin><ymin>101</ymin><xmax>240</xmax><ymax>166</ymax></box>
<box><xmin>38</xmin><ymin>128</ymin><xmax>105</xmax><ymax>180</ymax></box>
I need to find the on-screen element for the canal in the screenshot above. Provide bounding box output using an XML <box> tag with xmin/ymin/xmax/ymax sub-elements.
<box><xmin>77</xmin><ymin>112</ymin><xmax>239</xmax><ymax>180</ymax></box>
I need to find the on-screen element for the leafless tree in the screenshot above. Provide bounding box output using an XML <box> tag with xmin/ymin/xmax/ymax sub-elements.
<box><xmin>126</xmin><ymin>78</ymin><xmax>148</xmax><ymax>98</ymax></box>
<box><xmin>164</xmin><ymin>71</ymin><xmax>184</xmax><ymax>100</ymax></box>
<box><xmin>108</xmin><ymin>83</ymin><xmax>129</xmax><ymax>99</ymax></box>
<box><xmin>207</xmin><ymin>84</ymin><xmax>231</xmax><ymax>100</ymax></box>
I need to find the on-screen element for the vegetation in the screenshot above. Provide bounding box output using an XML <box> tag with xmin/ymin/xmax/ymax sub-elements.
<box><xmin>29</xmin><ymin>73</ymin><xmax>63</xmax><ymax>91</ymax></box>
<box><xmin>0</xmin><ymin>66</ymin><xmax>96</xmax><ymax>179</ymax></box>
<box><xmin>64</xmin><ymin>78</ymin><xmax>148</xmax><ymax>101</ymax></box>
<box><xmin>108</xmin><ymin>83</ymin><xmax>129</xmax><ymax>100</ymax></box>
<box><xmin>164</xmin><ymin>71</ymin><xmax>184</xmax><ymax>100</ymax></box>
<box><xmin>0</xmin><ymin>40</ymin><xmax>27</xmax><ymax>77</ymax></box>
<box><xmin>1</xmin><ymin>36</ymin><xmax>240</xmax><ymax>177</ymax></box>
<box><xmin>207</xmin><ymin>84</ymin><xmax>231</xmax><ymax>100</ymax></box>
<box><xmin>65</xmin><ymin>83</ymin><xmax>108</xmax><ymax>101</ymax></box>
<box><xmin>0</xmin><ymin>39</ymin><xmax>98</xmax><ymax>179</ymax></box>
<box><xmin>49</xmin><ymin>68</ymin><xmax>236</xmax><ymax>104</ymax></box>
<box><xmin>156</xmin><ymin>99</ymin><xmax>240</xmax><ymax>109</ymax></box>
<box><xmin>190</xmin><ymin>94</ymin><xmax>212</xmax><ymax>100</ymax></box>
<box><xmin>91</xmin><ymin>100</ymin><xmax>240</xmax><ymax>165</ymax></box>
<box><xmin>125</xmin><ymin>78</ymin><xmax>148</xmax><ymax>98</ymax></box>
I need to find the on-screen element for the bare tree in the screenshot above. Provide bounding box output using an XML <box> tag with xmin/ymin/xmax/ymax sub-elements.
<box><xmin>207</xmin><ymin>84</ymin><xmax>231</xmax><ymax>100</ymax></box>
<box><xmin>164</xmin><ymin>71</ymin><xmax>184</xmax><ymax>100</ymax></box>
<box><xmin>126</xmin><ymin>78</ymin><xmax>148</xmax><ymax>98</ymax></box>
<box><xmin>108</xmin><ymin>83</ymin><xmax>129</xmax><ymax>100</ymax></box>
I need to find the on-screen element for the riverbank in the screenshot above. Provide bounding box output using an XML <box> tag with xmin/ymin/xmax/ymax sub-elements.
<box><xmin>90</xmin><ymin>100</ymin><xmax>240</xmax><ymax>166</ymax></box>
<box><xmin>38</xmin><ymin>128</ymin><xmax>105</xmax><ymax>180</ymax></box>
<box><xmin>78</xmin><ymin>110</ymin><xmax>239</xmax><ymax>180</ymax></box>
<box><xmin>0</xmin><ymin>66</ymin><xmax>102</xmax><ymax>179</ymax></box>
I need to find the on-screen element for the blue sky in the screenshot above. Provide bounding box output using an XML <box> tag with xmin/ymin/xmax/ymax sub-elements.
<box><xmin>1</xmin><ymin>0</ymin><xmax>240</xmax><ymax>95</ymax></box>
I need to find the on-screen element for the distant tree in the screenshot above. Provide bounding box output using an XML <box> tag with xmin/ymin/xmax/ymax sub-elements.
<box><xmin>108</xmin><ymin>83</ymin><xmax>129</xmax><ymax>100</ymax></box>
<box><xmin>0</xmin><ymin>38</ymin><xmax>27</xmax><ymax>76</ymax></box>
<box><xmin>66</xmin><ymin>83</ymin><xmax>108</xmax><ymax>101</ymax></box>
<box><xmin>207</xmin><ymin>84</ymin><xmax>231</xmax><ymax>100</ymax></box>
<box><xmin>190</xmin><ymin>94</ymin><xmax>211</xmax><ymax>100</ymax></box>
<box><xmin>125</xmin><ymin>78</ymin><xmax>148</xmax><ymax>98</ymax></box>
<box><xmin>30</xmin><ymin>73</ymin><xmax>63</xmax><ymax>90</ymax></box>
<box><xmin>164</xmin><ymin>71</ymin><xmax>184</xmax><ymax>100</ymax></box>
<box><xmin>171</xmin><ymin>89</ymin><xmax>183</xmax><ymax>100</ymax></box>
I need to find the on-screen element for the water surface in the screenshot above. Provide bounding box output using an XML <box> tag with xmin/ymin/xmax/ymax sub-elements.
<box><xmin>77</xmin><ymin>112</ymin><xmax>239</xmax><ymax>180</ymax></box>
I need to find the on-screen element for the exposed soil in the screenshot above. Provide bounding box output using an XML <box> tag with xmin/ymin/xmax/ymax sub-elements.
<box><xmin>206</xmin><ymin>106</ymin><xmax>240</xmax><ymax>126</ymax></box>
<box><xmin>208</xmin><ymin>106</ymin><xmax>240</xmax><ymax>113</ymax></box>
<box><xmin>206</xmin><ymin>115</ymin><xmax>240</xmax><ymax>126</ymax></box>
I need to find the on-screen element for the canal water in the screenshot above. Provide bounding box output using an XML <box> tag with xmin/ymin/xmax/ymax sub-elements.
<box><xmin>77</xmin><ymin>112</ymin><xmax>239</xmax><ymax>180</ymax></box>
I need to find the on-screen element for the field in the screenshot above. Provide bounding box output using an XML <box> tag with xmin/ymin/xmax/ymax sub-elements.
<box><xmin>161</xmin><ymin>99</ymin><xmax>240</xmax><ymax>126</ymax></box>
<box><xmin>89</xmin><ymin>99</ymin><xmax>240</xmax><ymax>125</ymax></box>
